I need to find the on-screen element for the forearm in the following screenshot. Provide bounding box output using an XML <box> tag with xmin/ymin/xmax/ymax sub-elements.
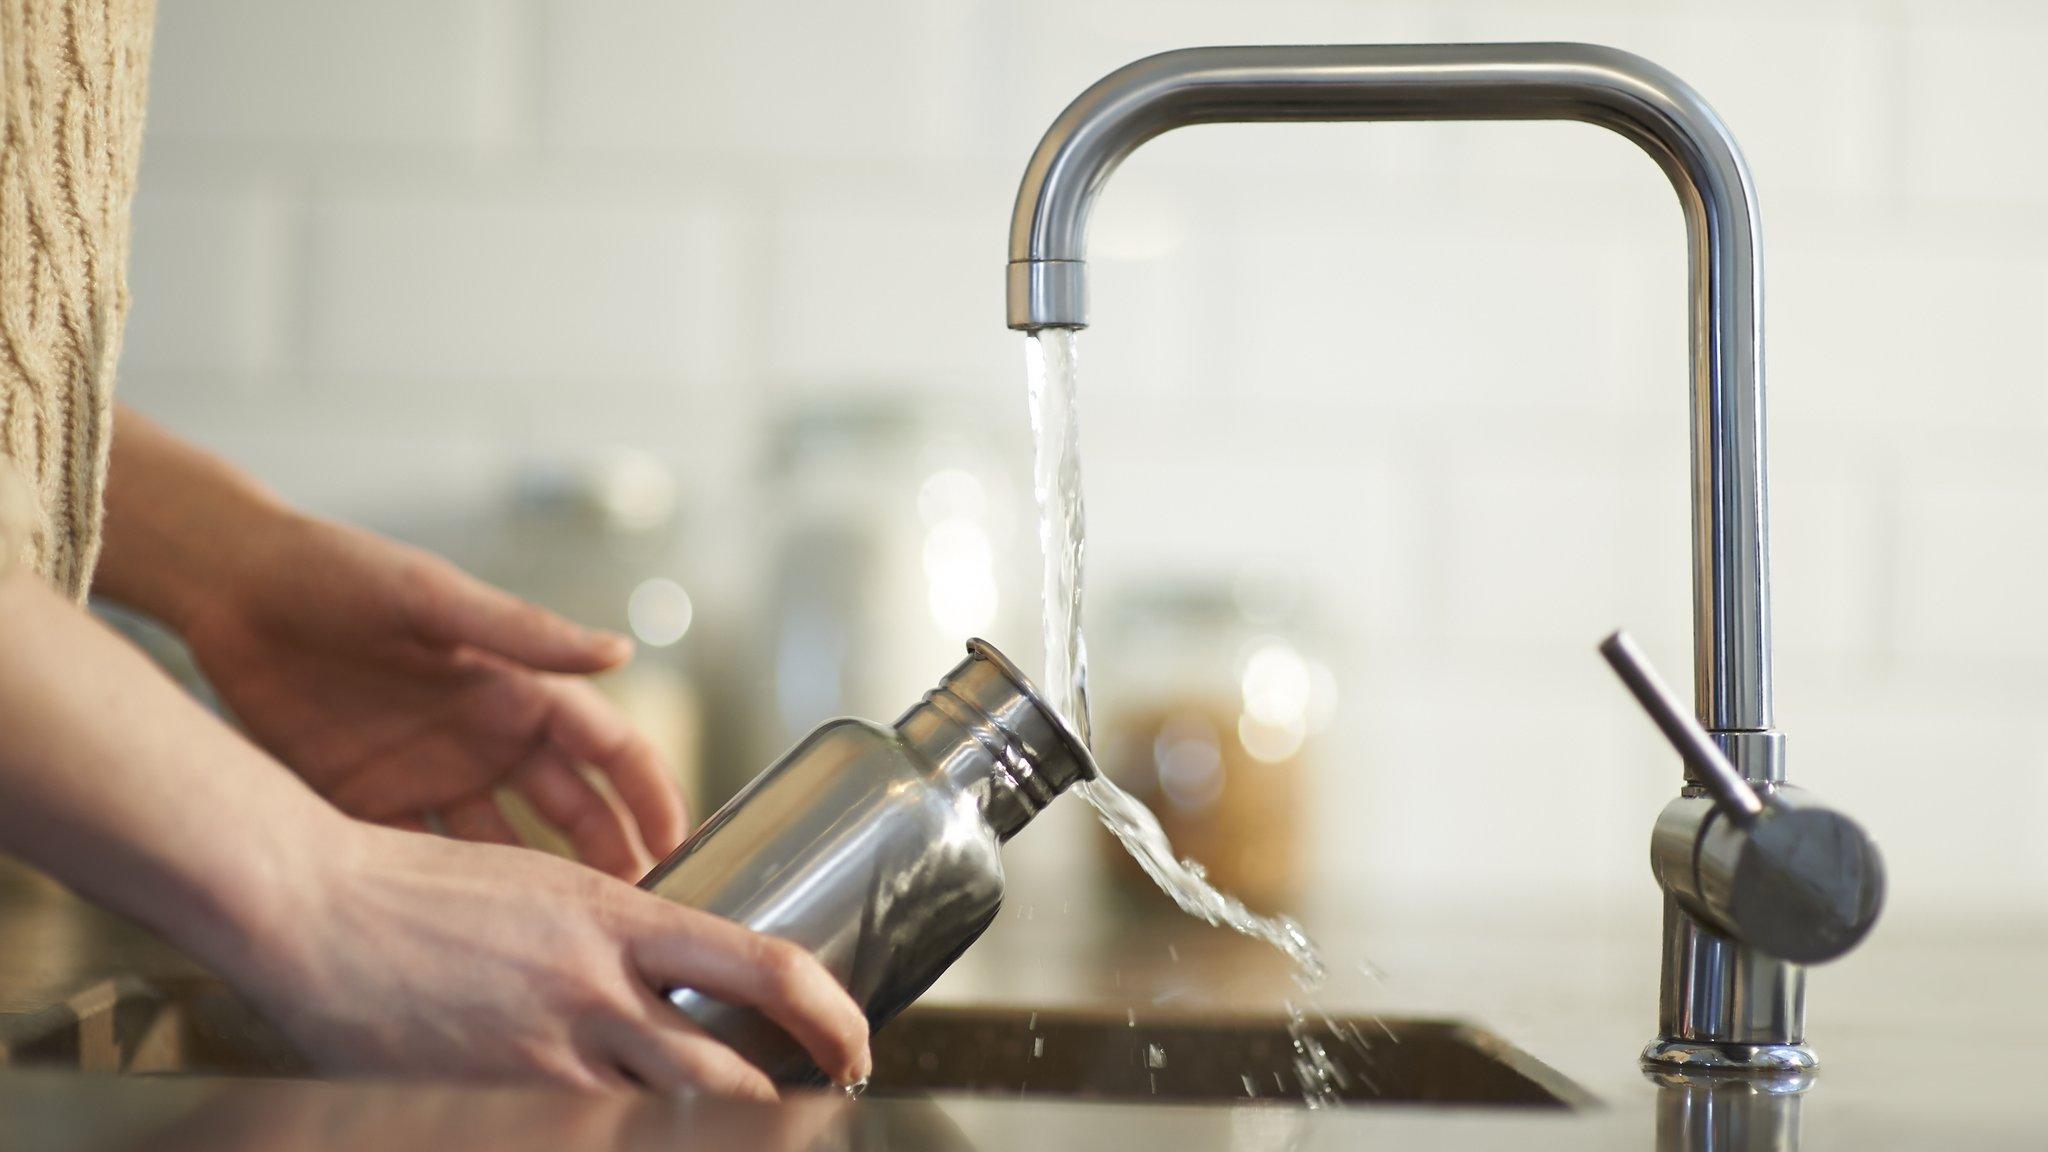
<box><xmin>95</xmin><ymin>405</ymin><xmax>293</xmax><ymax>631</ymax></box>
<box><xmin>0</xmin><ymin>571</ymin><xmax>343</xmax><ymax>988</ymax></box>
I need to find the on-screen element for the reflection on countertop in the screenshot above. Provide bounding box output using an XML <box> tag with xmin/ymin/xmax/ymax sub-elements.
<box><xmin>3</xmin><ymin>1072</ymin><xmax>869</xmax><ymax>1152</ymax></box>
<box><xmin>3</xmin><ymin>858</ymin><xmax>2044</xmax><ymax>1149</ymax></box>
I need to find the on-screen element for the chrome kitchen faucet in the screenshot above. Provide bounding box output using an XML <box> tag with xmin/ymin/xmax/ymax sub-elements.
<box><xmin>1004</xmin><ymin>44</ymin><xmax>1884</xmax><ymax>1071</ymax></box>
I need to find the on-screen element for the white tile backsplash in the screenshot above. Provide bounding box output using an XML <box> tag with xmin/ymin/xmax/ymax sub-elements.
<box><xmin>148</xmin><ymin>0</ymin><xmax>528</xmax><ymax>148</ymax></box>
<box><xmin>1896</xmin><ymin>464</ymin><xmax>2048</xmax><ymax>658</ymax></box>
<box><xmin>1439</xmin><ymin>446</ymin><xmax>1627</xmax><ymax>644</ymax></box>
<box><xmin>123</xmin><ymin>178</ymin><xmax>294</xmax><ymax>380</ymax></box>
<box><xmin>121</xmin><ymin>0</ymin><xmax>2048</xmax><ymax>920</ymax></box>
<box><xmin>1772</xmin><ymin>241</ymin><xmax>2048</xmax><ymax>431</ymax></box>
<box><xmin>1347</xmin><ymin>666</ymin><xmax>1647</xmax><ymax>911</ymax></box>
<box><xmin>1903</xmin><ymin>7</ymin><xmax>2048</xmax><ymax>203</ymax></box>
<box><xmin>304</xmin><ymin>191</ymin><xmax>742</xmax><ymax>384</ymax></box>
<box><xmin>541</xmin><ymin>0</ymin><xmax>997</xmax><ymax>160</ymax></box>
<box><xmin>1771</xmin><ymin>464</ymin><xmax>1896</xmax><ymax>656</ymax></box>
<box><xmin>761</xmin><ymin>186</ymin><xmax>1015</xmax><ymax>384</ymax></box>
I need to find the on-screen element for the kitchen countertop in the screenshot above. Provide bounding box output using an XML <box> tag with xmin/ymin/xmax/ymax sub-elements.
<box><xmin>2</xmin><ymin>858</ymin><xmax>2040</xmax><ymax>1150</ymax></box>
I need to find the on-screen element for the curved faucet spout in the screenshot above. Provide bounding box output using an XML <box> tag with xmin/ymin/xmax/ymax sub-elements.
<box><xmin>1005</xmin><ymin>43</ymin><xmax>1771</xmax><ymax>734</ymax></box>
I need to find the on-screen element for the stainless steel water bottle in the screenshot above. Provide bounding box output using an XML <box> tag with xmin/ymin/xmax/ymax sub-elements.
<box><xmin>639</xmin><ymin>638</ymin><xmax>1096</xmax><ymax>1083</ymax></box>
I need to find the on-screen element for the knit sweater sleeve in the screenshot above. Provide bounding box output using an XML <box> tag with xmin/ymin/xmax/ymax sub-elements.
<box><xmin>0</xmin><ymin>0</ymin><xmax>155</xmax><ymax>601</ymax></box>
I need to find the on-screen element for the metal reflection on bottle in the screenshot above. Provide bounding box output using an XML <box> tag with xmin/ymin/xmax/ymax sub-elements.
<box><xmin>639</xmin><ymin>639</ymin><xmax>1096</xmax><ymax>1083</ymax></box>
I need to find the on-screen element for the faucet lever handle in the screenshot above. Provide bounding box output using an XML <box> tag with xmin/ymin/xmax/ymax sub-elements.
<box><xmin>1607</xmin><ymin>628</ymin><xmax>1887</xmax><ymax>965</ymax></box>
<box><xmin>1599</xmin><ymin>630</ymin><xmax>1765</xmax><ymax>825</ymax></box>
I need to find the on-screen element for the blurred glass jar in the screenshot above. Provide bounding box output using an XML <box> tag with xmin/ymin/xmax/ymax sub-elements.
<box><xmin>1091</xmin><ymin>580</ymin><xmax>1338</xmax><ymax>916</ymax></box>
<box><xmin>737</xmin><ymin>394</ymin><xmax>1033</xmax><ymax>798</ymax></box>
<box><xmin>395</xmin><ymin>450</ymin><xmax>706</xmax><ymax>825</ymax></box>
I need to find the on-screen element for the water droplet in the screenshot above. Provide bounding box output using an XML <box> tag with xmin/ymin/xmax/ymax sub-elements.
<box><xmin>1285</xmin><ymin>1005</ymin><xmax>1352</xmax><ymax>1108</ymax></box>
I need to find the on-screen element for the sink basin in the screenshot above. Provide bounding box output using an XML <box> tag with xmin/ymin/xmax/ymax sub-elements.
<box><xmin>865</xmin><ymin>1005</ymin><xmax>1586</xmax><ymax>1108</ymax></box>
<box><xmin>2</xmin><ymin>981</ymin><xmax>1585</xmax><ymax>1109</ymax></box>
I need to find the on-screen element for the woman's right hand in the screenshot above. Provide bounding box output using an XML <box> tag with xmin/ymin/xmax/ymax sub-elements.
<box><xmin>231</xmin><ymin>819</ymin><xmax>871</xmax><ymax>1098</ymax></box>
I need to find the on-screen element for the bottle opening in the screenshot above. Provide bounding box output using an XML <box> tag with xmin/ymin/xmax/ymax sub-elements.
<box><xmin>964</xmin><ymin>638</ymin><xmax>1100</xmax><ymax>785</ymax></box>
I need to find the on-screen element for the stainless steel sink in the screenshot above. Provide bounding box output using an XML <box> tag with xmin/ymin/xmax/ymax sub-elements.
<box><xmin>865</xmin><ymin>1005</ymin><xmax>1586</xmax><ymax>1107</ymax></box>
<box><xmin>3</xmin><ymin>981</ymin><xmax>1586</xmax><ymax>1109</ymax></box>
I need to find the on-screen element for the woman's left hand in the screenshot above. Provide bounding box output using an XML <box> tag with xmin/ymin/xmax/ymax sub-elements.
<box><xmin>176</xmin><ymin>513</ymin><xmax>687</xmax><ymax>879</ymax></box>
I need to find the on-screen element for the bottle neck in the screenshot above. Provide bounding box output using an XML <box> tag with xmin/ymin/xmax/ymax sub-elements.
<box><xmin>894</xmin><ymin>641</ymin><xmax>1096</xmax><ymax>842</ymax></box>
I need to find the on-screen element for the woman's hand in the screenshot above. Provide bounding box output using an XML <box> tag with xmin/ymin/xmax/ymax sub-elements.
<box><xmin>184</xmin><ymin>513</ymin><xmax>687</xmax><ymax>878</ymax></box>
<box><xmin>237</xmin><ymin>819</ymin><xmax>871</xmax><ymax>1096</ymax></box>
<box><xmin>0</xmin><ymin>571</ymin><xmax>864</xmax><ymax>1097</ymax></box>
<box><xmin>96</xmin><ymin>409</ymin><xmax>687</xmax><ymax>877</ymax></box>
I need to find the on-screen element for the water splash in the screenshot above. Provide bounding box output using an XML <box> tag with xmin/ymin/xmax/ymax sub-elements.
<box><xmin>1285</xmin><ymin>1001</ymin><xmax>1348</xmax><ymax>1109</ymax></box>
<box><xmin>1023</xmin><ymin>329</ymin><xmax>1328</xmax><ymax>986</ymax></box>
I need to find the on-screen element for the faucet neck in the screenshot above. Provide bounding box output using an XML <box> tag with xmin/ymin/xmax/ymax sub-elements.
<box><xmin>1005</xmin><ymin>43</ymin><xmax>1773</xmax><ymax>732</ymax></box>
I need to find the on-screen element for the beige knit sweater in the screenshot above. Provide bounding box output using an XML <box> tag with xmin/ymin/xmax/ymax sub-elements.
<box><xmin>0</xmin><ymin>0</ymin><xmax>153</xmax><ymax>599</ymax></box>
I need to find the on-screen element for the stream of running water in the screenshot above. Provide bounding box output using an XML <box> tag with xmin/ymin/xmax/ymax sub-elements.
<box><xmin>1023</xmin><ymin>329</ymin><xmax>1328</xmax><ymax>986</ymax></box>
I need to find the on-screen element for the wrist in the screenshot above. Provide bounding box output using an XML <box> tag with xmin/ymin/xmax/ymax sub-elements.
<box><xmin>168</xmin><ymin>494</ymin><xmax>296</xmax><ymax>636</ymax></box>
<box><xmin>177</xmin><ymin>497</ymin><xmax>309</xmax><ymax>632</ymax></box>
<box><xmin>190</xmin><ymin>798</ymin><xmax>363</xmax><ymax>1003</ymax></box>
<box><xmin>96</xmin><ymin>409</ymin><xmax>298</xmax><ymax>633</ymax></box>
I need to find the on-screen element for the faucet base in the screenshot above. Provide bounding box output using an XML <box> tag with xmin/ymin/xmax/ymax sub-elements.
<box><xmin>1641</xmin><ymin>1038</ymin><xmax>1817</xmax><ymax>1073</ymax></box>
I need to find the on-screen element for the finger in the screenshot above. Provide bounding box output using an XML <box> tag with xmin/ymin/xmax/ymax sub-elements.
<box><xmin>441</xmin><ymin>791</ymin><xmax>522</xmax><ymax>847</ymax></box>
<box><xmin>543</xmin><ymin>677</ymin><xmax>689</xmax><ymax>856</ymax></box>
<box><xmin>514</xmin><ymin>748</ymin><xmax>650</xmax><ymax>879</ymax></box>
<box><xmin>532</xmin><ymin>1052</ymin><xmax>625</xmax><ymax>1094</ymax></box>
<box><xmin>603</xmin><ymin>1000</ymin><xmax>779</xmax><ymax>1102</ymax></box>
<box><xmin>403</xmin><ymin>556</ymin><xmax>632</xmax><ymax>673</ymax></box>
<box><xmin>626</xmin><ymin>903</ymin><xmax>871</xmax><ymax>1087</ymax></box>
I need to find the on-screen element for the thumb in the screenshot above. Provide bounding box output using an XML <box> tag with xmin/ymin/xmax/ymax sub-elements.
<box><xmin>404</xmin><ymin>559</ymin><xmax>633</xmax><ymax>673</ymax></box>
